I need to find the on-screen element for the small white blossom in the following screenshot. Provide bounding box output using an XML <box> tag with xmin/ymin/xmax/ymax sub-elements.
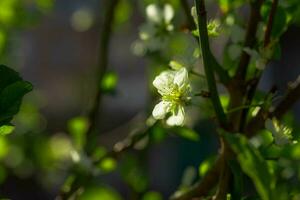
<box><xmin>265</xmin><ymin>118</ymin><xmax>292</xmax><ymax>146</ymax></box>
<box><xmin>146</xmin><ymin>3</ymin><xmax>174</xmax><ymax>26</ymax></box>
<box><xmin>152</xmin><ymin>68</ymin><xmax>191</xmax><ymax>126</ymax></box>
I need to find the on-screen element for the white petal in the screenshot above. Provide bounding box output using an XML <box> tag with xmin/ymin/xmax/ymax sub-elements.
<box><xmin>152</xmin><ymin>101</ymin><xmax>172</xmax><ymax>119</ymax></box>
<box><xmin>146</xmin><ymin>4</ymin><xmax>162</xmax><ymax>23</ymax></box>
<box><xmin>153</xmin><ymin>70</ymin><xmax>175</xmax><ymax>95</ymax></box>
<box><xmin>166</xmin><ymin>106</ymin><xmax>185</xmax><ymax>126</ymax></box>
<box><xmin>174</xmin><ymin>68</ymin><xmax>189</xmax><ymax>89</ymax></box>
<box><xmin>164</xmin><ymin>4</ymin><xmax>174</xmax><ymax>23</ymax></box>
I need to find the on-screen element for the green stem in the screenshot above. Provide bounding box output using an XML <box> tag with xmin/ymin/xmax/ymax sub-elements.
<box><xmin>194</xmin><ymin>0</ymin><xmax>227</xmax><ymax>127</ymax></box>
<box><xmin>180</xmin><ymin>0</ymin><xmax>230</xmax><ymax>85</ymax></box>
<box><xmin>85</xmin><ymin>0</ymin><xmax>120</xmax><ymax>154</ymax></box>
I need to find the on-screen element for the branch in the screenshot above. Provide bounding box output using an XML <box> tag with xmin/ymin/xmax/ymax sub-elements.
<box><xmin>58</xmin><ymin>1</ymin><xmax>120</xmax><ymax>198</ymax></box>
<box><xmin>264</xmin><ymin>0</ymin><xmax>278</xmax><ymax>47</ymax></box>
<box><xmin>245</xmin><ymin>77</ymin><xmax>300</xmax><ymax>137</ymax></box>
<box><xmin>234</xmin><ymin>0</ymin><xmax>263</xmax><ymax>81</ymax></box>
<box><xmin>85</xmin><ymin>0</ymin><xmax>120</xmax><ymax>154</ymax></box>
<box><xmin>239</xmin><ymin>0</ymin><xmax>279</xmax><ymax>131</ymax></box>
<box><xmin>272</xmin><ymin>79</ymin><xmax>300</xmax><ymax>119</ymax></box>
<box><xmin>194</xmin><ymin>0</ymin><xmax>228</xmax><ymax>127</ymax></box>
<box><xmin>180</xmin><ymin>0</ymin><xmax>195</xmax><ymax>30</ymax></box>
<box><xmin>93</xmin><ymin>124</ymin><xmax>152</xmax><ymax>165</ymax></box>
<box><xmin>170</xmin><ymin>156</ymin><xmax>222</xmax><ymax>200</ymax></box>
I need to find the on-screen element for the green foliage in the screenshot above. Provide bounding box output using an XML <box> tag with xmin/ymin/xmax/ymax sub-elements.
<box><xmin>0</xmin><ymin>65</ymin><xmax>32</xmax><ymax>133</ymax></box>
<box><xmin>225</xmin><ymin>133</ymin><xmax>275</xmax><ymax>200</ymax></box>
<box><xmin>78</xmin><ymin>185</ymin><xmax>122</xmax><ymax>200</ymax></box>
<box><xmin>101</xmin><ymin>71</ymin><xmax>118</xmax><ymax>94</ymax></box>
<box><xmin>142</xmin><ymin>191</ymin><xmax>163</xmax><ymax>200</ymax></box>
<box><xmin>68</xmin><ymin>116</ymin><xmax>88</xmax><ymax>150</ymax></box>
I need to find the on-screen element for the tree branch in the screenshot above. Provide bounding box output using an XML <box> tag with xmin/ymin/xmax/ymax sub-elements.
<box><xmin>170</xmin><ymin>156</ymin><xmax>222</xmax><ymax>200</ymax></box>
<box><xmin>245</xmin><ymin>77</ymin><xmax>300</xmax><ymax>137</ymax></box>
<box><xmin>264</xmin><ymin>0</ymin><xmax>278</xmax><ymax>47</ymax></box>
<box><xmin>194</xmin><ymin>0</ymin><xmax>228</xmax><ymax>127</ymax></box>
<box><xmin>85</xmin><ymin>0</ymin><xmax>120</xmax><ymax>154</ymax></box>
<box><xmin>239</xmin><ymin>0</ymin><xmax>279</xmax><ymax>131</ymax></box>
<box><xmin>180</xmin><ymin>0</ymin><xmax>196</xmax><ymax>30</ymax></box>
<box><xmin>58</xmin><ymin>1</ymin><xmax>120</xmax><ymax>198</ymax></box>
<box><xmin>234</xmin><ymin>0</ymin><xmax>263</xmax><ymax>81</ymax></box>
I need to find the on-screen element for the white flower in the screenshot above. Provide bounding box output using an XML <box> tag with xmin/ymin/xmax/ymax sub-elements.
<box><xmin>152</xmin><ymin>68</ymin><xmax>191</xmax><ymax>126</ymax></box>
<box><xmin>265</xmin><ymin>118</ymin><xmax>292</xmax><ymax>146</ymax></box>
<box><xmin>146</xmin><ymin>4</ymin><xmax>174</xmax><ymax>25</ymax></box>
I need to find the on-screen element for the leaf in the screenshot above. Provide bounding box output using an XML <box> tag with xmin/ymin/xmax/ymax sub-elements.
<box><xmin>101</xmin><ymin>71</ymin><xmax>118</xmax><ymax>94</ymax></box>
<box><xmin>120</xmin><ymin>154</ymin><xmax>148</xmax><ymax>192</ymax></box>
<box><xmin>0</xmin><ymin>81</ymin><xmax>33</xmax><ymax>123</ymax></box>
<box><xmin>199</xmin><ymin>155</ymin><xmax>216</xmax><ymax>177</ymax></box>
<box><xmin>98</xmin><ymin>157</ymin><xmax>117</xmax><ymax>173</ymax></box>
<box><xmin>142</xmin><ymin>191</ymin><xmax>163</xmax><ymax>200</ymax></box>
<box><xmin>174</xmin><ymin>127</ymin><xmax>199</xmax><ymax>141</ymax></box>
<box><xmin>68</xmin><ymin>116</ymin><xmax>88</xmax><ymax>150</ymax></box>
<box><xmin>0</xmin><ymin>125</ymin><xmax>14</xmax><ymax>135</ymax></box>
<box><xmin>78</xmin><ymin>185</ymin><xmax>123</xmax><ymax>200</ymax></box>
<box><xmin>0</xmin><ymin>65</ymin><xmax>32</xmax><ymax>126</ymax></box>
<box><xmin>0</xmin><ymin>65</ymin><xmax>22</xmax><ymax>92</ymax></box>
<box><xmin>224</xmin><ymin>133</ymin><xmax>275</xmax><ymax>200</ymax></box>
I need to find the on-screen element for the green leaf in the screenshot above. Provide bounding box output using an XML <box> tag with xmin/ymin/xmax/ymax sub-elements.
<box><xmin>0</xmin><ymin>81</ymin><xmax>33</xmax><ymax>123</ymax></box>
<box><xmin>101</xmin><ymin>71</ymin><xmax>118</xmax><ymax>94</ymax></box>
<box><xmin>68</xmin><ymin>116</ymin><xmax>88</xmax><ymax>150</ymax></box>
<box><xmin>98</xmin><ymin>157</ymin><xmax>117</xmax><ymax>173</ymax></box>
<box><xmin>0</xmin><ymin>65</ymin><xmax>22</xmax><ymax>92</ymax></box>
<box><xmin>78</xmin><ymin>185</ymin><xmax>122</xmax><ymax>200</ymax></box>
<box><xmin>120</xmin><ymin>154</ymin><xmax>148</xmax><ymax>192</ymax></box>
<box><xmin>142</xmin><ymin>191</ymin><xmax>163</xmax><ymax>200</ymax></box>
<box><xmin>0</xmin><ymin>125</ymin><xmax>14</xmax><ymax>135</ymax></box>
<box><xmin>199</xmin><ymin>155</ymin><xmax>216</xmax><ymax>177</ymax></box>
<box><xmin>173</xmin><ymin>127</ymin><xmax>199</xmax><ymax>141</ymax></box>
<box><xmin>224</xmin><ymin>133</ymin><xmax>275</xmax><ymax>200</ymax></box>
<box><xmin>0</xmin><ymin>65</ymin><xmax>32</xmax><ymax>126</ymax></box>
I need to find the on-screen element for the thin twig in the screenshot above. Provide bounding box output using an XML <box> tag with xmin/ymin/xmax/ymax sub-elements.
<box><xmin>170</xmin><ymin>156</ymin><xmax>222</xmax><ymax>200</ymax></box>
<box><xmin>245</xmin><ymin>77</ymin><xmax>300</xmax><ymax>137</ymax></box>
<box><xmin>85</xmin><ymin>0</ymin><xmax>120</xmax><ymax>154</ymax></box>
<box><xmin>239</xmin><ymin>0</ymin><xmax>279</xmax><ymax>132</ymax></box>
<box><xmin>264</xmin><ymin>0</ymin><xmax>279</xmax><ymax>47</ymax></box>
<box><xmin>57</xmin><ymin>1</ymin><xmax>120</xmax><ymax>198</ymax></box>
<box><xmin>180</xmin><ymin>0</ymin><xmax>196</xmax><ymax>30</ymax></box>
<box><xmin>234</xmin><ymin>0</ymin><xmax>263</xmax><ymax>81</ymax></box>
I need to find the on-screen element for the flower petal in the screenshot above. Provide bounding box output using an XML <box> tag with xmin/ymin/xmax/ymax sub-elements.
<box><xmin>163</xmin><ymin>4</ymin><xmax>174</xmax><ymax>23</ymax></box>
<box><xmin>152</xmin><ymin>101</ymin><xmax>172</xmax><ymax>119</ymax></box>
<box><xmin>173</xmin><ymin>68</ymin><xmax>189</xmax><ymax>90</ymax></box>
<box><xmin>166</xmin><ymin>106</ymin><xmax>185</xmax><ymax>126</ymax></box>
<box><xmin>153</xmin><ymin>70</ymin><xmax>175</xmax><ymax>95</ymax></box>
<box><xmin>146</xmin><ymin>4</ymin><xmax>162</xmax><ymax>23</ymax></box>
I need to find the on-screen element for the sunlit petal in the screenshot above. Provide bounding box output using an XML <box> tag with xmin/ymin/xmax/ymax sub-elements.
<box><xmin>166</xmin><ymin>106</ymin><xmax>185</xmax><ymax>126</ymax></box>
<box><xmin>152</xmin><ymin>101</ymin><xmax>172</xmax><ymax>119</ymax></box>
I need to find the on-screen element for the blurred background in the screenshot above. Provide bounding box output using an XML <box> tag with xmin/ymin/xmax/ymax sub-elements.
<box><xmin>0</xmin><ymin>0</ymin><xmax>300</xmax><ymax>199</ymax></box>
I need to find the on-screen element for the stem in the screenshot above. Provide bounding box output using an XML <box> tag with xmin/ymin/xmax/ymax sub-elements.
<box><xmin>58</xmin><ymin>1</ymin><xmax>120</xmax><ymax>198</ymax></box>
<box><xmin>85</xmin><ymin>0</ymin><xmax>120</xmax><ymax>154</ymax></box>
<box><xmin>180</xmin><ymin>0</ymin><xmax>195</xmax><ymax>30</ymax></box>
<box><xmin>245</xmin><ymin>77</ymin><xmax>300</xmax><ymax>137</ymax></box>
<box><xmin>180</xmin><ymin>0</ymin><xmax>230</xmax><ymax>85</ymax></box>
<box><xmin>170</xmin><ymin>156</ymin><xmax>222</xmax><ymax>200</ymax></box>
<box><xmin>194</xmin><ymin>0</ymin><xmax>228</xmax><ymax>128</ymax></box>
<box><xmin>264</xmin><ymin>0</ymin><xmax>278</xmax><ymax>47</ymax></box>
<box><xmin>234</xmin><ymin>0</ymin><xmax>263</xmax><ymax>81</ymax></box>
<box><xmin>239</xmin><ymin>0</ymin><xmax>279</xmax><ymax>132</ymax></box>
